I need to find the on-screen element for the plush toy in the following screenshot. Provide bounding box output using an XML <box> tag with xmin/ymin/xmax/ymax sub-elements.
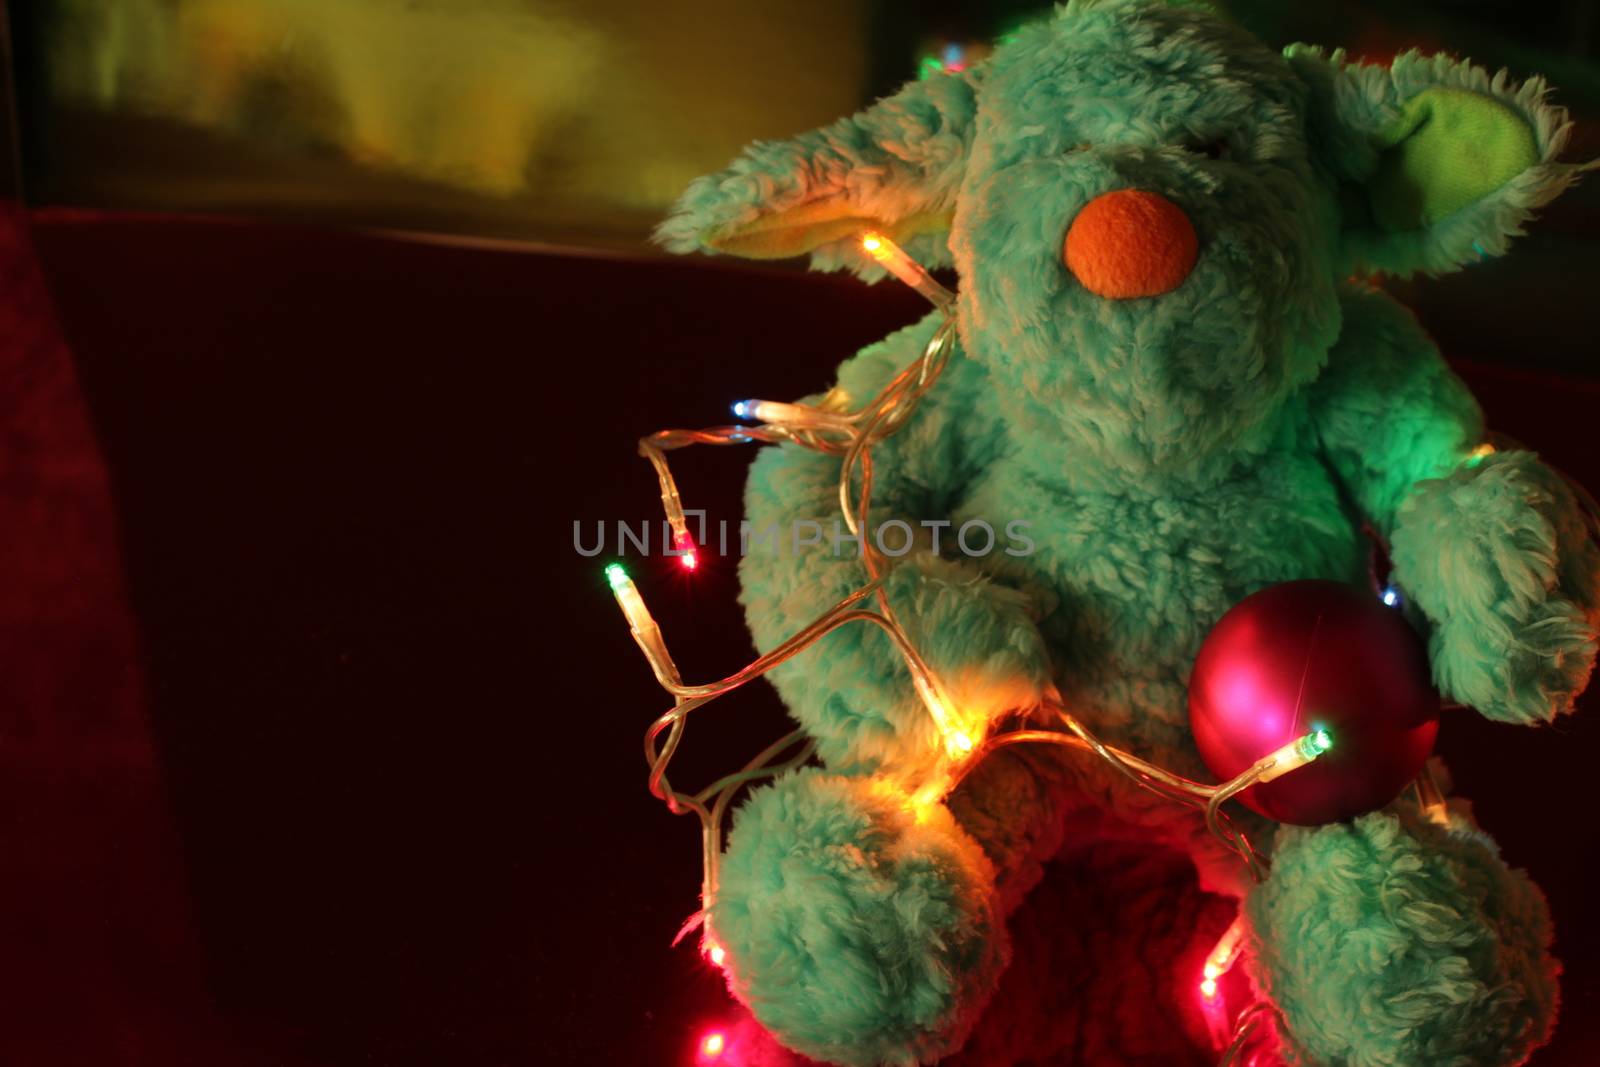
<box><xmin>657</xmin><ymin>1</ymin><xmax>1600</xmax><ymax>1064</ymax></box>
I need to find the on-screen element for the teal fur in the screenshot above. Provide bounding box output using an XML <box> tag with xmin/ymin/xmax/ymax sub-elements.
<box><xmin>661</xmin><ymin>1</ymin><xmax>1597</xmax><ymax>1063</ymax></box>
<box><xmin>1248</xmin><ymin>802</ymin><xmax>1558</xmax><ymax>1066</ymax></box>
<box><xmin>715</xmin><ymin>769</ymin><xmax>1006</xmax><ymax>1066</ymax></box>
<box><xmin>1393</xmin><ymin>450</ymin><xmax>1600</xmax><ymax>725</ymax></box>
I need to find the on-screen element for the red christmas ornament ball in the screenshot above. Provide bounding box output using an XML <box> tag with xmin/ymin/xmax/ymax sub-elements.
<box><xmin>1188</xmin><ymin>579</ymin><xmax>1439</xmax><ymax>825</ymax></box>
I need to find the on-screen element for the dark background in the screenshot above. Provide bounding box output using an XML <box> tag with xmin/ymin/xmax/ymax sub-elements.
<box><xmin>4</xmin><ymin>2</ymin><xmax>1600</xmax><ymax>1065</ymax></box>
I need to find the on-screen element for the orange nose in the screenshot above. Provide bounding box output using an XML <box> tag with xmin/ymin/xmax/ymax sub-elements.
<box><xmin>1063</xmin><ymin>190</ymin><xmax>1197</xmax><ymax>299</ymax></box>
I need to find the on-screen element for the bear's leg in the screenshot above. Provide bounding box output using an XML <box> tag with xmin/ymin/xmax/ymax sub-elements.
<box><xmin>1244</xmin><ymin>800</ymin><xmax>1558</xmax><ymax>1066</ymax></box>
<box><xmin>712</xmin><ymin>722</ymin><xmax>1293</xmax><ymax>1066</ymax></box>
<box><xmin>711</xmin><ymin>747</ymin><xmax>1083</xmax><ymax>1067</ymax></box>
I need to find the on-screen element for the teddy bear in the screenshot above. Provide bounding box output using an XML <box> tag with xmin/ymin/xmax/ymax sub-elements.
<box><xmin>655</xmin><ymin>1</ymin><xmax>1600</xmax><ymax>1063</ymax></box>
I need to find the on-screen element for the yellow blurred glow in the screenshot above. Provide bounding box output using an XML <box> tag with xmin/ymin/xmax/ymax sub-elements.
<box><xmin>909</xmin><ymin>778</ymin><xmax>948</xmax><ymax>818</ymax></box>
<box><xmin>708</xmin><ymin>943</ymin><xmax>726</xmax><ymax>966</ymax></box>
<box><xmin>40</xmin><ymin>0</ymin><xmax>871</xmax><ymax>246</ymax></box>
<box><xmin>701</xmin><ymin>1031</ymin><xmax>726</xmax><ymax>1057</ymax></box>
<box><xmin>861</xmin><ymin>232</ymin><xmax>885</xmax><ymax>254</ymax></box>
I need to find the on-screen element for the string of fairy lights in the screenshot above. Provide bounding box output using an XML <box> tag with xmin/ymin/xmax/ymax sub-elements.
<box><xmin>606</xmin><ymin>230</ymin><xmax>1335</xmax><ymax>1063</ymax></box>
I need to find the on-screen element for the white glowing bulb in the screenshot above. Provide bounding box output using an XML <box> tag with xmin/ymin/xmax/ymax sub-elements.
<box><xmin>730</xmin><ymin>398</ymin><xmax>852</xmax><ymax>430</ymax></box>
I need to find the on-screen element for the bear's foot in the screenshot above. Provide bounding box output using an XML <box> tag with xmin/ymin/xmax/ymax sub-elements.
<box><xmin>712</xmin><ymin>769</ymin><xmax>1007</xmax><ymax>1067</ymax></box>
<box><xmin>1246</xmin><ymin>803</ymin><xmax>1557</xmax><ymax>1066</ymax></box>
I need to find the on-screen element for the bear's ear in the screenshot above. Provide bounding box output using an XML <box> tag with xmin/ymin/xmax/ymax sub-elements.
<box><xmin>1288</xmin><ymin>45</ymin><xmax>1590</xmax><ymax>277</ymax></box>
<box><xmin>654</xmin><ymin>68</ymin><xmax>980</xmax><ymax>277</ymax></box>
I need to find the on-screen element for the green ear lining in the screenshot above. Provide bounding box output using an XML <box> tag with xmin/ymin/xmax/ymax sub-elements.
<box><xmin>1370</xmin><ymin>87</ymin><xmax>1540</xmax><ymax>232</ymax></box>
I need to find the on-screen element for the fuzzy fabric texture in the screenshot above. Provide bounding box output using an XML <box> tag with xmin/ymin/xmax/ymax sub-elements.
<box><xmin>1392</xmin><ymin>449</ymin><xmax>1600</xmax><ymax>725</ymax></box>
<box><xmin>1247</xmin><ymin>803</ymin><xmax>1559</xmax><ymax>1066</ymax></box>
<box><xmin>663</xmin><ymin>1</ymin><xmax>1599</xmax><ymax>1063</ymax></box>
<box><xmin>714</xmin><ymin>770</ymin><xmax>1007</xmax><ymax>1067</ymax></box>
<box><xmin>708</xmin><ymin>829</ymin><xmax>1238</xmax><ymax>1067</ymax></box>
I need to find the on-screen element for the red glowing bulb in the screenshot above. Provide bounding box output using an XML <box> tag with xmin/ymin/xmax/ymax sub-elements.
<box><xmin>674</xmin><ymin>533</ymin><xmax>699</xmax><ymax>571</ymax></box>
<box><xmin>700</xmin><ymin>1031</ymin><xmax>726</xmax><ymax>1058</ymax></box>
<box><xmin>708</xmin><ymin>943</ymin><xmax>726</xmax><ymax>966</ymax></box>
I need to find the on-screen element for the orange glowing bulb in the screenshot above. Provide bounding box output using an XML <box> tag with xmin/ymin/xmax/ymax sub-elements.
<box><xmin>701</xmin><ymin>1031</ymin><xmax>726</xmax><ymax>1058</ymax></box>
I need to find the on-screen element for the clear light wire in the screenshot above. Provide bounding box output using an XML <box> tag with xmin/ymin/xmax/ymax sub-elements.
<box><xmin>1219</xmin><ymin>1002</ymin><xmax>1282</xmax><ymax>1066</ymax></box>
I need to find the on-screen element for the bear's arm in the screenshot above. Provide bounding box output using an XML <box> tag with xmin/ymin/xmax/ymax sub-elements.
<box><xmin>739</xmin><ymin>310</ymin><xmax>1053</xmax><ymax>774</ymax></box>
<box><xmin>1307</xmin><ymin>285</ymin><xmax>1485</xmax><ymax>536</ymax></box>
<box><xmin>1310</xmin><ymin>285</ymin><xmax>1600</xmax><ymax>724</ymax></box>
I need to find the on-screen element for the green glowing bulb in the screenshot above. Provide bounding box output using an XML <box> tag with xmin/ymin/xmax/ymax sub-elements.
<box><xmin>605</xmin><ymin>562</ymin><xmax>628</xmax><ymax>590</ymax></box>
<box><xmin>1296</xmin><ymin>728</ymin><xmax>1334</xmax><ymax>760</ymax></box>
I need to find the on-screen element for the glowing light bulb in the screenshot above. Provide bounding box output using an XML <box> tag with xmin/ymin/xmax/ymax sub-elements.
<box><xmin>1465</xmin><ymin>442</ymin><xmax>1496</xmax><ymax>468</ymax></box>
<box><xmin>1200</xmin><ymin>977</ymin><xmax>1218</xmax><ymax>999</ymax></box>
<box><xmin>673</xmin><ymin>532</ymin><xmax>699</xmax><ymax>572</ymax></box>
<box><xmin>908</xmin><ymin>778</ymin><xmax>947</xmax><ymax>818</ymax></box>
<box><xmin>1380</xmin><ymin>585</ymin><xmax>1402</xmax><ymax>608</ymax></box>
<box><xmin>858</xmin><ymin>231</ymin><xmax>955</xmax><ymax>307</ymax></box>
<box><xmin>606</xmin><ymin>563</ymin><xmax>653</xmax><ymax>632</ymax></box>
<box><xmin>707</xmin><ymin>942</ymin><xmax>726</xmax><ymax>967</ymax></box>
<box><xmin>1202</xmin><ymin>917</ymin><xmax>1245</xmax><ymax>983</ymax></box>
<box><xmin>605</xmin><ymin>562</ymin><xmax>677</xmax><ymax>682</ymax></box>
<box><xmin>909</xmin><ymin>675</ymin><xmax>977</xmax><ymax>762</ymax></box>
<box><xmin>700</xmin><ymin>1031</ymin><xmax>726</xmax><ymax>1058</ymax></box>
<box><xmin>729</xmin><ymin>398</ymin><xmax>851</xmax><ymax>431</ymax></box>
<box><xmin>1254</xmin><ymin>727</ymin><xmax>1333</xmax><ymax>785</ymax></box>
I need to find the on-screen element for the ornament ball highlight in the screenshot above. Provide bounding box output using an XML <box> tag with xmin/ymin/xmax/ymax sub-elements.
<box><xmin>1188</xmin><ymin>580</ymin><xmax>1440</xmax><ymax>825</ymax></box>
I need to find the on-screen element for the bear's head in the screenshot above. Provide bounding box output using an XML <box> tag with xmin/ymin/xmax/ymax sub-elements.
<box><xmin>659</xmin><ymin>0</ymin><xmax>1578</xmax><ymax>476</ymax></box>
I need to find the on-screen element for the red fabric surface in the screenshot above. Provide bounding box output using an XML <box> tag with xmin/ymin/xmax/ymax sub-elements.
<box><xmin>0</xmin><ymin>206</ymin><xmax>226</xmax><ymax>1064</ymax></box>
